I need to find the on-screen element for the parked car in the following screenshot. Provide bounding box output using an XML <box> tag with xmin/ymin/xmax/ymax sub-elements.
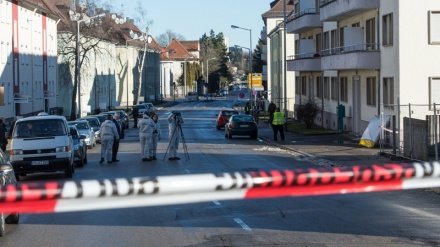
<box><xmin>0</xmin><ymin>149</ymin><xmax>19</xmax><ymax>237</ymax></box>
<box><xmin>186</xmin><ymin>92</ymin><xmax>199</xmax><ymax>101</ymax></box>
<box><xmin>9</xmin><ymin>115</ymin><xmax>74</xmax><ymax>180</ymax></box>
<box><xmin>224</xmin><ymin>114</ymin><xmax>258</xmax><ymax>139</ymax></box>
<box><xmin>141</xmin><ymin>102</ymin><xmax>155</xmax><ymax>111</ymax></box>
<box><xmin>101</xmin><ymin>110</ymin><xmax>129</xmax><ymax>129</ymax></box>
<box><xmin>132</xmin><ymin>104</ymin><xmax>149</xmax><ymax>117</ymax></box>
<box><xmin>77</xmin><ymin>116</ymin><xmax>101</xmax><ymax>143</ymax></box>
<box><xmin>93</xmin><ymin>114</ymin><xmax>106</xmax><ymax>127</ymax></box>
<box><xmin>68</xmin><ymin>120</ymin><xmax>96</xmax><ymax>149</ymax></box>
<box><xmin>69</xmin><ymin>126</ymin><xmax>87</xmax><ymax>167</ymax></box>
<box><xmin>216</xmin><ymin>109</ymin><xmax>239</xmax><ymax>130</ymax></box>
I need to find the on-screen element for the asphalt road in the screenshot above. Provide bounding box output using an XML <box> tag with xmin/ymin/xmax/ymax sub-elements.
<box><xmin>2</xmin><ymin>100</ymin><xmax>440</xmax><ymax>247</ymax></box>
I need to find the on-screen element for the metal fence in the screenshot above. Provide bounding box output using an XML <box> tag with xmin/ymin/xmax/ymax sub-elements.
<box><xmin>380</xmin><ymin>103</ymin><xmax>440</xmax><ymax>161</ymax></box>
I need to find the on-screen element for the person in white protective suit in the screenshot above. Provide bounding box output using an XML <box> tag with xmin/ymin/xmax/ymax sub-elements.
<box><xmin>149</xmin><ymin>113</ymin><xmax>161</xmax><ymax>160</ymax></box>
<box><xmin>138</xmin><ymin>111</ymin><xmax>155</xmax><ymax>161</ymax></box>
<box><xmin>100</xmin><ymin>114</ymin><xmax>119</xmax><ymax>164</ymax></box>
<box><xmin>167</xmin><ymin>111</ymin><xmax>184</xmax><ymax>160</ymax></box>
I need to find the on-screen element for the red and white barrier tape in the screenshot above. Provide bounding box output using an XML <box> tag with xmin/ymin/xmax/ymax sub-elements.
<box><xmin>1</xmin><ymin>162</ymin><xmax>440</xmax><ymax>213</ymax></box>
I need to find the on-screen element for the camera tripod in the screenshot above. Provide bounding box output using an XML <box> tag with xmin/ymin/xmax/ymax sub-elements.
<box><xmin>163</xmin><ymin>123</ymin><xmax>189</xmax><ymax>161</ymax></box>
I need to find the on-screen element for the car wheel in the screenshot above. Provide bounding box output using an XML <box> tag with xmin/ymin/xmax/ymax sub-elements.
<box><xmin>84</xmin><ymin>149</ymin><xmax>88</xmax><ymax>164</ymax></box>
<box><xmin>65</xmin><ymin>163</ymin><xmax>73</xmax><ymax>178</ymax></box>
<box><xmin>77</xmin><ymin>154</ymin><xmax>84</xmax><ymax>167</ymax></box>
<box><xmin>5</xmin><ymin>213</ymin><xmax>19</xmax><ymax>224</ymax></box>
<box><xmin>0</xmin><ymin>213</ymin><xmax>5</xmax><ymax>237</ymax></box>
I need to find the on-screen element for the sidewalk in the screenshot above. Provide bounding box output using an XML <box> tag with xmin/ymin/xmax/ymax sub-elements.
<box><xmin>257</xmin><ymin>119</ymin><xmax>399</xmax><ymax>168</ymax></box>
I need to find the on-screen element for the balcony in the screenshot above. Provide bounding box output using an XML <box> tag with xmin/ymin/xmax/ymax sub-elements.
<box><xmin>321</xmin><ymin>43</ymin><xmax>380</xmax><ymax>70</ymax></box>
<box><xmin>287</xmin><ymin>53</ymin><xmax>321</xmax><ymax>72</ymax></box>
<box><xmin>286</xmin><ymin>8</ymin><xmax>322</xmax><ymax>33</ymax></box>
<box><xmin>320</xmin><ymin>0</ymin><xmax>380</xmax><ymax>22</ymax></box>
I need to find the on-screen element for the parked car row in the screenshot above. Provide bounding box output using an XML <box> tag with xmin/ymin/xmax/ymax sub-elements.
<box><xmin>132</xmin><ymin>103</ymin><xmax>155</xmax><ymax>117</ymax></box>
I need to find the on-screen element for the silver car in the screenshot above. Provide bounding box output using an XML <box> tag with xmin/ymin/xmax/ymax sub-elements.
<box><xmin>0</xmin><ymin>149</ymin><xmax>20</xmax><ymax>237</ymax></box>
<box><xmin>68</xmin><ymin>120</ymin><xmax>96</xmax><ymax>149</ymax></box>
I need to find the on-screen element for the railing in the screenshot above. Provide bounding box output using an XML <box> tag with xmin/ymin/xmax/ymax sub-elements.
<box><xmin>290</xmin><ymin>8</ymin><xmax>319</xmax><ymax>21</ymax></box>
<box><xmin>288</xmin><ymin>52</ymin><xmax>321</xmax><ymax>60</ymax></box>
<box><xmin>319</xmin><ymin>0</ymin><xmax>336</xmax><ymax>7</ymax></box>
<box><xmin>321</xmin><ymin>43</ymin><xmax>380</xmax><ymax>56</ymax></box>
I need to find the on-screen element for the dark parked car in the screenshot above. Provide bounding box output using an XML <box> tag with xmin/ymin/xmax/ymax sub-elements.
<box><xmin>0</xmin><ymin>149</ymin><xmax>20</xmax><ymax>237</ymax></box>
<box><xmin>224</xmin><ymin>114</ymin><xmax>258</xmax><ymax>139</ymax></box>
<box><xmin>93</xmin><ymin>114</ymin><xmax>106</xmax><ymax>127</ymax></box>
<box><xmin>101</xmin><ymin>110</ymin><xmax>129</xmax><ymax>129</ymax></box>
<box><xmin>69</xmin><ymin>126</ymin><xmax>87</xmax><ymax>167</ymax></box>
<box><xmin>77</xmin><ymin>116</ymin><xmax>101</xmax><ymax>143</ymax></box>
<box><xmin>216</xmin><ymin>109</ymin><xmax>239</xmax><ymax>130</ymax></box>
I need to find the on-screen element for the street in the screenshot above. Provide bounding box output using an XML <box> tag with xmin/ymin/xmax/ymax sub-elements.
<box><xmin>2</xmin><ymin>100</ymin><xmax>440</xmax><ymax>247</ymax></box>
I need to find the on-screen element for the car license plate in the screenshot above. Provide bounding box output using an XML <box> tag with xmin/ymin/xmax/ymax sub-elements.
<box><xmin>241</xmin><ymin>124</ymin><xmax>249</xmax><ymax>127</ymax></box>
<box><xmin>31</xmin><ymin>160</ymin><xmax>49</xmax><ymax>165</ymax></box>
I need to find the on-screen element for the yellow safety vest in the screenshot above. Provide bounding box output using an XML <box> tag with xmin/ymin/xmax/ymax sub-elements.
<box><xmin>272</xmin><ymin>112</ymin><xmax>285</xmax><ymax>125</ymax></box>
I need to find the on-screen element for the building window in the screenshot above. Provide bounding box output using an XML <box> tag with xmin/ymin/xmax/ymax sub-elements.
<box><xmin>323</xmin><ymin>31</ymin><xmax>329</xmax><ymax>51</ymax></box>
<box><xmin>316</xmin><ymin>77</ymin><xmax>322</xmax><ymax>98</ymax></box>
<box><xmin>429</xmin><ymin>77</ymin><xmax>440</xmax><ymax>109</ymax></box>
<box><xmin>429</xmin><ymin>11</ymin><xmax>440</xmax><ymax>44</ymax></box>
<box><xmin>301</xmin><ymin>76</ymin><xmax>307</xmax><ymax>96</ymax></box>
<box><xmin>330</xmin><ymin>30</ymin><xmax>337</xmax><ymax>54</ymax></box>
<box><xmin>315</xmin><ymin>33</ymin><xmax>322</xmax><ymax>54</ymax></box>
<box><xmin>340</xmin><ymin>77</ymin><xmax>348</xmax><ymax>102</ymax></box>
<box><xmin>295</xmin><ymin>76</ymin><xmax>300</xmax><ymax>95</ymax></box>
<box><xmin>331</xmin><ymin>77</ymin><xmax>338</xmax><ymax>100</ymax></box>
<box><xmin>383</xmin><ymin>13</ymin><xmax>393</xmax><ymax>46</ymax></box>
<box><xmin>367</xmin><ymin>77</ymin><xmax>377</xmax><ymax>106</ymax></box>
<box><xmin>339</xmin><ymin>26</ymin><xmax>345</xmax><ymax>48</ymax></box>
<box><xmin>383</xmin><ymin>78</ymin><xmax>394</xmax><ymax>105</ymax></box>
<box><xmin>324</xmin><ymin>77</ymin><xmax>330</xmax><ymax>99</ymax></box>
<box><xmin>366</xmin><ymin>18</ymin><xmax>376</xmax><ymax>49</ymax></box>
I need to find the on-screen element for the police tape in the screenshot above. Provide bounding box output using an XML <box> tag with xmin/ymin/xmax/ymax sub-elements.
<box><xmin>1</xmin><ymin>162</ymin><xmax>440</xmax><ymax>213</ymax></box>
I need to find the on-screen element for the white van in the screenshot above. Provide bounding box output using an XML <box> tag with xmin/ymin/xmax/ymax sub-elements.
<box><xmin>9</xmin><ymin>115</ymin><xmax>74</xmax><ymax>180</ymax></box>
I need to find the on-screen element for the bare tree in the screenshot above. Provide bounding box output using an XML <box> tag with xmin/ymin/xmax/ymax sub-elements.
<box><xmin>156</xmin><ymin>30</ymin><xmax>186</xmax><ymax>47</ymax></box>
<box><xmin>58</xmin><ymin>2</ymin><xmax>119</xmax><ymax>119</ymax></box>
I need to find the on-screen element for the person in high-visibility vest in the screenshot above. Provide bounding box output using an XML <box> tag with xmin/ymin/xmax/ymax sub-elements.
<box><xmin>272</xmin><ymin>108</ymin><xmax>285</xmax><ymax>141</ymax></box>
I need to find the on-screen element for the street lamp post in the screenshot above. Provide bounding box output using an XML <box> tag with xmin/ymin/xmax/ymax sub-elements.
<box><xmin>184</xmin><ymin>57</ymin><xmax>190</xmax><ymax>97</ymax></box>
<box><xmin>69</xmin><ymin>10</ymin><xmax>105</xmax><ymax>118</ymax></box>
<box><xmin>207</xmin><ymin>57</ymin><xmax>216</xmax><ymax>95</ymax></box>
<box><xmin>231</xmin><ymin>25</ymin><xmax>253</xmax><ymax>114</ymax></box>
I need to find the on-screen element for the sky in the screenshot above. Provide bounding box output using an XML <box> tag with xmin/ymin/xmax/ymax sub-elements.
<box><xmin>108</xmin><ymin>0</ymin><xmax>271</xmax><ymax>49</ymax></box>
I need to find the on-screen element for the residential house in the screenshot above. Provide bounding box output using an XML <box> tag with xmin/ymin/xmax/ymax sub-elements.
<box><xmin>161</xmin><ymin>39</ymin><xmax>198</xmax><ymax>98</ymax></box>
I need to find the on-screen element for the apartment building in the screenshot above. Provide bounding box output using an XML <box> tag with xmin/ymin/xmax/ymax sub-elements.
<box><xmin>0</xmin><ymin>0</ymin><xmax>59</xmax><ymax>122</ymax></box>
<box><xmin>261</xmin><ymin>0</ymin><xmax>295</xmax><ymax>114</ymax></box>
<box><xmin>286</xmin><ymin>0</ymin><xmax>440</xmax><ymax>135</ymax></box>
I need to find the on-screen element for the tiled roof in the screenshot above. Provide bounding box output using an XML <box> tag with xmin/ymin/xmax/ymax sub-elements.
<box><xmin>180</xmin><ymin>40</ymin><xmax>199</xmax><ymax>52</ymax></box>
<box><xmin>163</xmin><ymin>39</ymin><xmax>196</xmax><ymax>61</ymax></box>
<box><xmin>262</xmin><ymin>0</ymin><xmax>294</xmax><ymax>20</ymax></box>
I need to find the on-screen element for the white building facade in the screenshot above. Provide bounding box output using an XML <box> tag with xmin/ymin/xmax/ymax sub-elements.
<box><xmin>285</xmin><ymin>0</ymin><xmax>440</xmax><ymax>135</ymax></box>
<box><xmin>0</xmin><ymin>0</ymin><xmax>58</xmax><ymax>123</ymax></box>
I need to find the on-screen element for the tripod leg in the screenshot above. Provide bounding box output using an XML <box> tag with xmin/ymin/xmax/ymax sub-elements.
<box><xmin>178</xmin><ymin>125</ymin><xmax>190</xmax><ymax>161</ymax></box>
<box><xmin>163</xmin><ymin>128</ymin><xmax>177</xmax><ymax>161</ymax></box>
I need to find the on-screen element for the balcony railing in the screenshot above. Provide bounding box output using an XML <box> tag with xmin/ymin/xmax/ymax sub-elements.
<box><xmin>319</xmin><ymin>0</ymin><xmax>336</xmax><ymax>7</ymax></box>
<box><xmin>290</xmin><ymin>8</ymin><xmax>319</xmax><ymax>21</ymax></box>
<box><xmin>288</xmin><ymin>52</ymin><xmax>321</xmax><ymax>60</ymax></box>
<box><xmin>321</xmin><ymin>43</ymin><xmax>380</xmax><ymax>56</ymax></box>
